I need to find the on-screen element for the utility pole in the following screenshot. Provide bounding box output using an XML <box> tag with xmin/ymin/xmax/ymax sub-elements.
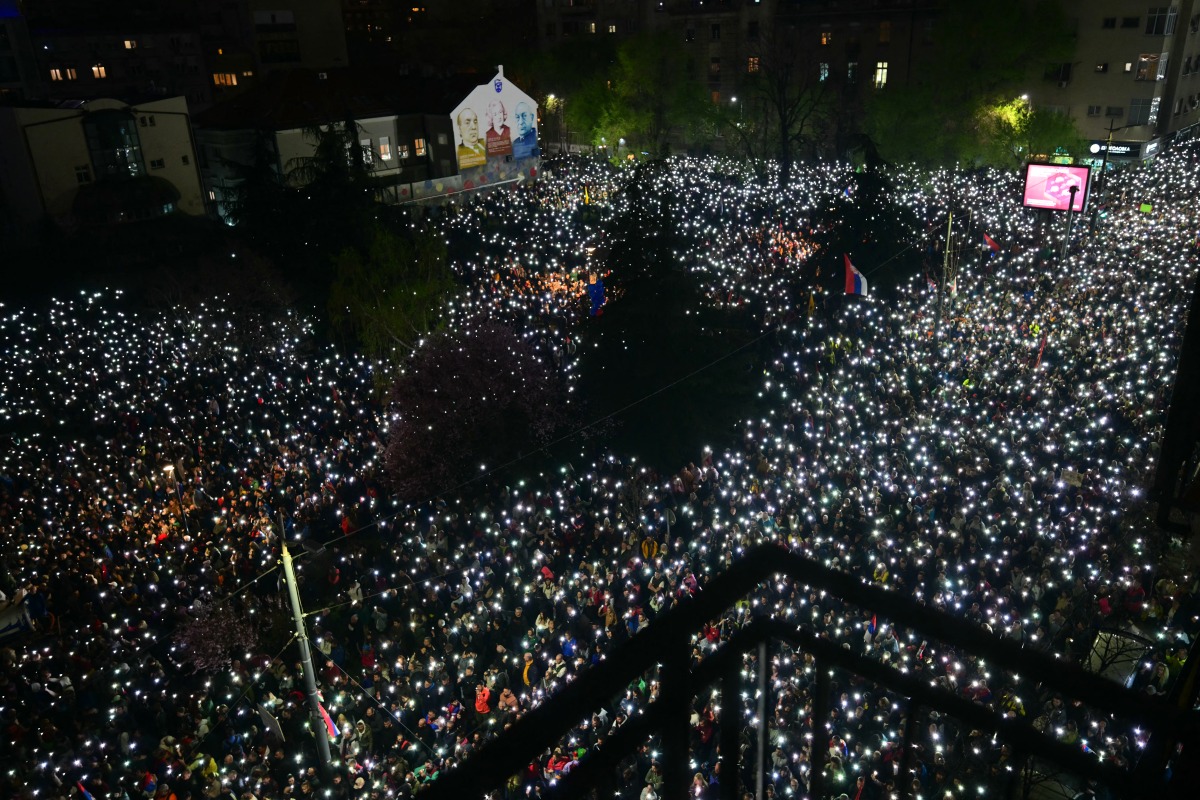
<box><xmin>1060</xmin><ymin>185</ymin><xmax>1079</xmax><ymax>259</ymax></box>
<box><xmin>280</xmin><ymin>521</ymin><xmax>334</xmax><ymax>772</ymax></box>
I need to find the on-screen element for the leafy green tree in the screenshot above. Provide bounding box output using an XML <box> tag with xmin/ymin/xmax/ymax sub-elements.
<box><xmin>866</xmin><ymin>0</ymin><xmax>1075</xmax><ymax>166</ymax></box>
<box><xmin>328</xmin><ymin>225</ymin><xmax>456</xmax><ymax>368</ymax></box>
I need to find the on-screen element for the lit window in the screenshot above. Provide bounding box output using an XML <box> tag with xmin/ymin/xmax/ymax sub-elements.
<box><xmin>379</xmin><ymin>136</ymin><xmax>392</xmax><ymax>160</ymax></box>
<box><xmin>208</xmin><ymin>190</ymin><xmax>216</xmax><ymax>201</ymax></box>
<box><xmin>747</xmin><ymin>56</ymin><xmax>759</xmax><ymax>74</ymax></box>
<box><xmin>588</xmin><ymin>22</ymin><xmax>596</xmax><ymax>34</ymax></box>
<box><xmin>50</xmin><ymin>67</ymin><xmax>63</xmax><ymax>81</ymax></box>
<box><xmin>242</xmin><ymin>70</ymin><xmax>254</xmax><ymax>77</ymax></box>
<box><xmin>873</xmin><ymin>61</ymin><xmax>888</xmax><ymax>88</ymax></box>
<box><xmin>820</xmin><ymin>31</ymin><xmax>832</xmax><ymax>46</ymax></box>
<box><xmin>217</xmin><ymin>48</ymin><xmax>224</xmax><ymax>55</ymax></box>
<box><xmin>415</xmin><ymin>138</ymin><xmax>427</xmax><ymax>156</ymax></box>
<box><xmin>124</xmin><ymin>39</ymin><xmax>137</xmax><ymax>49</ymax></box>
<box><xmin>212</xmin><ymin>72</ymin><xmax>238</xmax><ymax>86</ymax></box>
<box><xmin>66</xmin><ymin>68</ymin><xmax>77</xmax><ymax>80</ymax></box>
<box><xmin>819</xmin><ymin>63</ymin><xmax>829</xmax><ymax>82</ymax></box>
<box><xmin>92</xmin><ymin>64</ymin><xmax>106</xmax><ymax>79</ymax></box>
<box><xmin>397</xmin><ymin>143</ymin><xmax>410</xmax><ymax>159</ymax></box>
<box><xmin>608</xmin><ymin>24</ymin><xmax>616</xmax><ymax>34</ymax></box>
<box><xmin>711</xmin><ymin>90</ymin><xmax>720</xmax><ymax>104</ymax></box>
<box><xmin>437</xmin><ymin>133</ymin><xmax>448</xmax><ymax>146</ymax></box>
<box><xmin>1135</xmin><ymin>53</ymin><xmax>1161</xmax><ymax>81</ymax></box>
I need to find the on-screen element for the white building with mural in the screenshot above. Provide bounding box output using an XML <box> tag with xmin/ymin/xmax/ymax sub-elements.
<box><xmin>451</xmin><ymin>66</ymin><xmax>540</xmax><ymax>191</ymax></box>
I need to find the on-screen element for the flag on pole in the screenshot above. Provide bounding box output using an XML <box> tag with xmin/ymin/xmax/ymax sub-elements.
<box><xmin>317</xmin><ymin>696</ymin><xmax>338</xmax><ymax>739</ymax></box>
<box><xmin>77</xmin><ymin>783</ymin><xmax>96</xmax><ymax>800</ymax></box>
<box><xmin>983</xmin><ymin>232</ymin><xmax>1001</xmax><ymax>254</ymax></box>
<box><xmin>844</xmin><ymin>254</ymin><xmax>868</xmax><ymax>296</ymax></box>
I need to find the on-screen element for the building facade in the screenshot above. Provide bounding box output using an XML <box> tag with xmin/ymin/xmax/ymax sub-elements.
<box><xmin>1034</xmin><ymin>0</ymin><xmax>1200</xmax><ymax>164</ymax></box>
<box><xmin>192</xmin><ymin>69</ymin><xmax>474</xmax><ymax>220</ymax></box>
<box><xmin>0</xmin><ymin>95</ymin><xmax>205</xmax><ymax>230</ymax></box>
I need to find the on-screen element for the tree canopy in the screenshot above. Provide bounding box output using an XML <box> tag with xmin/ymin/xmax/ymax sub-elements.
<box><xmin>328</xmin><ymin>225</ymin><xmax>456</xmax><ymax>369</ymax></box>
<box><xmin>383</xmin><ymin>321</ymin><xmax>568</xmax><ymax>502</ymax></box>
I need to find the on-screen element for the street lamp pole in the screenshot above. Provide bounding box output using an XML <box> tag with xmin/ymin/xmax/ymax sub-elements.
<box><xmin>280</xmin><ymin>529</ymin><xmax>335</xmax><ymax>774</ymax></box>
<box><xmin>1060</xmin><ymin>184</ymin><xmax>1079</xmax><ymax>259</ymax></box>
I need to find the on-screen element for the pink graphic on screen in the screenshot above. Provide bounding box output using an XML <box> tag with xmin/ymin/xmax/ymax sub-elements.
<box><xmin>1022</xmin><ymin>164</ymin><xmax>1090</xmax><ymax>212</ymax></box>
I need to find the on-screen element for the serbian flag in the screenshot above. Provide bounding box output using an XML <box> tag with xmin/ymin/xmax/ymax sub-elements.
<box><xmin>983</xmin><ymin>233</ymin><xmax>1001</xmax><ymax>254</ymax></box>
<box><xmin>77</xmin><ymin>783</ymin><xmax>96</xmax><ymax>800</ymax></box>
<box><xmin>317</xmin><ymin>696</ymin><xmax>338</xmax><ymax>739</ymax></box>
<box><xmin>844</xmin><ymin>255</ymin><xmax>868</xmax><ymax>296</ymax></box>
<box><xmin>868</xmin><ymin>614</ymin><xmax>877</xmax><ymax>636</ymax></box>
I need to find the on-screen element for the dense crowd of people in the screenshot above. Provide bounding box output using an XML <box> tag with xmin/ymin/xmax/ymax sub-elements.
<box><xmin>2</xmin><ymin>144</ymin><xmax>1199</xmax><ymax>800</ymax></box>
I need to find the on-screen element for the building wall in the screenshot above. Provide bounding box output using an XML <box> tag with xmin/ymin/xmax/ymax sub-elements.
<box><xmin>249</xmin><ymin>0</ymin><xmax>348</xmax><ymax>73</ymax></box>
<box><xmin>0</xmin><ymin>107</ymin><xmax>47</xmax><ymax>228</ymax></box>
<box><xmin>131</xmin><ymin>96</ymin><xmax>207</xmax><ymax>215</ymax></box>
<box><xmin>0</xmin><ymin>96</ymin><xmax>204</xmax><ymax>226</ymax></box>
<box><xmin>1033</xmin><ymin>0</ymin><xmax>1200</xmax><ymax>154</ymax></box>
<box><xmin>33</xmin><ymin>29</ymin><xmax>214</xmax><ymax>111</ymax></box>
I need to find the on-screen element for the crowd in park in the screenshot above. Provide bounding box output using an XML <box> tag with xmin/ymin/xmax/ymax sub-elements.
<box><xmin>1</xmin><ymin>142</ymin><xmax>1199</xmax><ymax>800</ymax></box>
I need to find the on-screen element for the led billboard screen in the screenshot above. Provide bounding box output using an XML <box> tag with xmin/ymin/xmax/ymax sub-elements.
<box><xmin>1022</xmin><ymin>163</ymin><xmax>1091</xmax><ymax>212</ymax></box>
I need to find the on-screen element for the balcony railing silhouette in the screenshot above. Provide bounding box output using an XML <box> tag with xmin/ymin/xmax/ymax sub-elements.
<box><xmin>422</xmin><ymin>545</ymin><xmax>1200</xmax><ymax>800</ymax></box>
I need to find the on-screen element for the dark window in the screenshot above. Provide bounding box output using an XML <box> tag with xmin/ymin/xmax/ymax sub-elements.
<box><xmin>1102</xmin><ymin>17</ymin><xmax>1116</xmax><ymax>28</ymax></box>
<box><xmin>182</xmin><ymin>155</ymin><xmax>190</xmax><ymax>165</ymax></box>
<box><xmin>1146</xmin><ymin>7</ymin><xmax>1177</xmax><ymax>35</ymax></box>
<box><xmin>1044</xmin><ymin>62</ymin><xmax>1072</xmax><ymax>83</ymax></box>
<box><xmin>545</xmin><ymin>22</ymin><xmax>555</xmax><ymax>37</ymax></box>
<box><xmin>711</xmin><ymin>24</ymin><xmax>720</xmax><ymax>41</ymax></box>
<box><xmin>709</xmin><ymin>56</ymin><xmax>721</xmax><ymax>74</ymax></box>
<box><xmin>1121</xmin><ymin>16</ymin><xmax>1140</xmax><ymax>28</ymax></box>
<box><xmin>1105</xmin><ymin>106</ymin><xmax>1124</xmax><ymax>117</ymax></box>
<box><xmin>1087</xmin><ymin>105</ymin><xmax>1101</xmax><ymax>116</ymax></box>
<box><xmin>75</xmin><ymin>165</ymin><xmax>91</xmax><ymax>184</ymax></box>
<box><xmin>685</xmin><ymin>28</ymin><xmax>695</xmax><ymax>43</ymax></box>
<box><xmin>259</xmin><ymin>39</ymin><xmax>300</xmax><ymax>63</ymax></box>
<box><xmin>747</xmin><ymin>21</ymin><xmax>759</xmax><ymax>41</ymax></box>
<box><xmin>1095</xmin><ymin>63</ymin><xmax>1109</xmax><ymax>73</ymax></box>
<box><xmin>150</xmin><ymin>158</ymin><xmax>165</xmax><ymax>170</ymax></box>
<box><xmin>1129</xmin><ymin>97</ymin><xmax>1153</xmax><ymax>125</ymax></box>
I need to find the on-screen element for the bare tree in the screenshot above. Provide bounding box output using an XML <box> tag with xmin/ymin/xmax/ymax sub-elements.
<box><xmin>738</xmin><ymin>24</ymin><xmax>836</xmax><ymax>191</ymax></box>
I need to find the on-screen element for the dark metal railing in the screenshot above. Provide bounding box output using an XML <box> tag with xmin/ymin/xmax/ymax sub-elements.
<box><xmin>423</xmin><ymin>545</ymin><xmax>1200</xmax><ymax>800</ymax></box>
